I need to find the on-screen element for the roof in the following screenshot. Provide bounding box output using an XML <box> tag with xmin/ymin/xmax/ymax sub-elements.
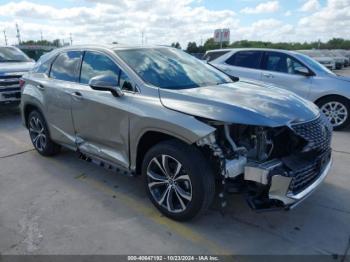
<box><xmin>205</xmin><ymin>47</ymin><xmax>300</xmax><ymax>55</ymax></box>
<box><xmin>54</xmin><ymin>44</ymin><xmax>170</xmax><ymax>52</ymax></box>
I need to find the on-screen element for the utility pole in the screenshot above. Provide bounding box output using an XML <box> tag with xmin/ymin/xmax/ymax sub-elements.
<box><xmin>70</xmin><ymin>33</ymin><xmax>73</xmax><ymax>46</ymax></box>
<box><xmin>3</xmin><ymin>30</ymin><xmax>8</xmax><ymax>46</ymax></box>
<box><xmin>40</xmin><ymin>30</ymin><xmax>43</xmax><ymax>41</ymax></box>
<box><xmin>16</xmin><ymin>23</ymin><xmax>21</xmax><ymax>45</ymax></box>
<box><xmin>141</xmin><ymin>30</ymin><xmax>144</xmax><ymax>46</ymax></box>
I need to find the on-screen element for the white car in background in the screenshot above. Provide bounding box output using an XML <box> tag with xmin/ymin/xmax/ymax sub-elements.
<box><xmin>297</xmin><ymin>50</ymin><xmax>335</xmax><ymax>70</ymax></box>
<box><xmin>209</xmin><ymin>48</ymin><xmax>350</xmax><ymax>130</ymax></box>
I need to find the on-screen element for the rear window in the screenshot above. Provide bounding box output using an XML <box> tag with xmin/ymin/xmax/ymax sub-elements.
<box><xmin>226</xmin><ymin>51</ymin><xmax>263</xmax><ymax>69</ymax></box>
<box><xmin>32</xmin><ymin>54</ymin><xmax>55</xmax><ymax>75</ymax></box>
<box><xmin>50</xmin><ymin>51</ymin><xmax>82</xmax><ymax>82</ymax></box>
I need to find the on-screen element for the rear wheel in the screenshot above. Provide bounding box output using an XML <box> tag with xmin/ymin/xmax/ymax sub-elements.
<box><xmin>317</xmin><ymin>96</ymin><xmax>350</xmax><ymax>130</ymax></box>
<box><xmin>28</xmin><ymin>110</ymin><xmax>61</xmax><ymax>156</ymax></box>
<box><xmin>142</xmin><ymin>140</ymin><xmax>215</xmax><ymax>221</ymax></box>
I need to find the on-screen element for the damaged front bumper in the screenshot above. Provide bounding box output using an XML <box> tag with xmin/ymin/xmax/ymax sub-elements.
<box><xmin>269</xmin><ymin>157</ymin><xmax>332</xmax><ymax>209</ymax></box>
<box><xmin>243</xmin><ymin>149</ymin><xmax>332</xmax><ymax>210</ymax></box>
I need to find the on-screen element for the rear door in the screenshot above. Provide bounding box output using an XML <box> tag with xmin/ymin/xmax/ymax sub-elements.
<box><xmin>70</xmin><ymin>50</ymin><xmax>135</xmax><ymax>168</ymax></box>
<box><xmin>261</xmin><ymin>51</ymin><xmax>312</xmax><ymax>99</ymax></box>
<box><xmin>217</xmin><ymin>50</ymin><xmax>263</xmax><ymax>81</ymax></box>
<box><xmin>42</xmin><ymin>51</ymin><xmax>83</xmax><ymax>148</ymax></box>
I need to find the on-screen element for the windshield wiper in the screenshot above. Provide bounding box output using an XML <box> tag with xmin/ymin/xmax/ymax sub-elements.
<box><xmin>0</xmin><ymin>60</ymin><xmax>27</xmax><ymax>63</ymax></box>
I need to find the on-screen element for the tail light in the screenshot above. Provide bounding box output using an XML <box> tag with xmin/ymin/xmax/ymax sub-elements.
<box><xmin>19</xmin><ymin>79</ymin><xmax>25</xmax><ymax>89</ymax></box>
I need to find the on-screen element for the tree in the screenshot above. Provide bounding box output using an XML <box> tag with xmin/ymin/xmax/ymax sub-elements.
<box><xmin>171</xmin><ymin>42</ymin><xmax>181</xmax><ymax>49</ymax></box>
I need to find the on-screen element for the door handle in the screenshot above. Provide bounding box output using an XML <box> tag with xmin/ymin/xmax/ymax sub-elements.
<box><xmin>36</xmin><ymin>84</ymin><xmax>45</xmax><ymax>90</ymax></box>
<box><xmin>263</xmin><ymin>73</ymin><xmax>274</xmax><ymax>78</ymax></box>
<box><xmin>71</xmin><ymin>92</ymin><xmax>83</xmax><ymax>99</ymax></box>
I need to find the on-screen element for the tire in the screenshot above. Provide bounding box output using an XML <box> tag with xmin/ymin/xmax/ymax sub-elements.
<box><xmin>142</xmin><ymin>140</ymin><xmax>215</xmax><ymax>221</ymax></box>
<box><xmin>317</xmin><ymin>96</ymin><xmax>350</xmax><ymax>130</ymax></box>
<box><xmin>28</xmin><ymin>110</ymin><xmax>61</xmax><ymax>156</ymax></box>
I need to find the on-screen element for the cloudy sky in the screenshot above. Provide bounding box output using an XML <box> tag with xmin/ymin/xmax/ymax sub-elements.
<box><xmin>0</xmin><ymin>0</ymin><xmax>349</xmax><ymax>47</ymax></box>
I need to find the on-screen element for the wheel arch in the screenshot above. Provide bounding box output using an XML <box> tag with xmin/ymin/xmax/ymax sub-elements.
<box><xmin>23</xmin><ymin>103</ymin><xmax>48</xmax><ymax>131</ymax></box>
<box><xmin>314</xmin><ymin>94</ymin><xmax>350</xmax><ymax>106</ymax></box>
<box><xmin>134</xmin><ymin>130</ymin><xmax>192</xmax><ymax>176</ymax></box>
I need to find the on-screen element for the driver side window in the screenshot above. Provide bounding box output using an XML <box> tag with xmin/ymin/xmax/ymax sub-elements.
<box><xmin>286</xmin><ymin>57</ymin><xmax>306</xmax><ymax>74</ymax></box>
<box><xmin>80</xmin><ymin>51</ymin><xmax>134</xmax><ymax>92</ymax></box>
<box><xmin>263</xmin><ymin>52</ymin><xmax>309</xmax><ymax>75</ymax></box>
<box><xmin>80</xmin><ymin>51</ymin><xmax>120</xmax><ymax>85</ymax></box>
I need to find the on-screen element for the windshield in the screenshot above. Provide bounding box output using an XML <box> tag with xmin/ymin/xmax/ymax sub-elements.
<box><xmin>0</xmin><ymin>47</ymin><xmax>31</xmax><ymax>62</ymax></box>
<box><xmin>295</xmin><ymin>53</ymin><xmax>335</xmax><ymax>75</ymax></box>
<box><xmin>115</xmin><ymin>48</ymin><xmax>233</xmax><ymax>89</ymax></box>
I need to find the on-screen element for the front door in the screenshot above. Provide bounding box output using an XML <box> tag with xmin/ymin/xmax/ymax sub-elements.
<box><xmin>261</xmin><ymin>51</ymin><xmax>312</xmax><ymax>99</ymax></box>
<box><xmin>70</xmin><ymin>51</ymin><xmax>133</xmax><ymax>168</ymax></box>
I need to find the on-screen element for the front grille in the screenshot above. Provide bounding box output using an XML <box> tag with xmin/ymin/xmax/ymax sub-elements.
<box><xmin>0</xmin><ymin>75</ymin><xmax>21</xmax><ymax>92</ymax></box>
<box><xmin>289</xmin><ymin>149</ymin><xmax>331</xmax><ymax>194</ymax></box>
<box><xmin>291</xmin><ymin>114</ymin><xmax>332</xmax><ymax>153</ymax></box>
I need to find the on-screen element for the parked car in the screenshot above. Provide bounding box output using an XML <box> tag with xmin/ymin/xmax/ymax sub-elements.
<box><xmin>297</xmin><ymin>50</ymin><xmax>335</xmax><ymax>70</ymax></box>
<box><xmin>21</xmin><ymin>45</ymin><xmax>332</xmax><ymax>221</ymax></box>
<box><xmin>319</xmin><ymin>50</ymin><xmax>345</xmax><ymax>69</ymax></box>
<box><xmin>334</xmin><ymin>49</ymin><xmax>350</xmax><ymax>61</ymax></box>
<box><xmin>331</xmin><ymin>50</ymin><xmax>349</xmax><ymax>67</ymax></box>
<box><xmin>0</xmin><ymin>46</ymin><xmax>35</xmax><ymax>106</ymax></box>
<box><xmin>203</xmin><ymin>49</ymin><xmax>231</xmax><ymax>62</ymax></box>
<box><xmin>210</xmin><ymin>48</ymin><xmax>350</xmax><ymax>129</ymax></box>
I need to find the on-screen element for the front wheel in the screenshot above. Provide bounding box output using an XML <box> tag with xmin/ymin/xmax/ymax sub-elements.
<box><xmin>142</xmin><ymin>140</ymin><xmax>215</xmax><ymax>221</ymax></box>
<box><xmin>318</xmin><ymin>96</ymin><xmax>350</xmax><ymax>130</ymax></box>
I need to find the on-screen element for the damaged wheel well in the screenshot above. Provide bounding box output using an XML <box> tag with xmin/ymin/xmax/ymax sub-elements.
<box><xmin>136</xmin><ymin>131</ymin><xmax>186</xmax><ymax>175</ymax></box>
<box><xmin>135</xmin><ymin>131</ymin><xmax>218</xmax><ymax>176</ymax></box>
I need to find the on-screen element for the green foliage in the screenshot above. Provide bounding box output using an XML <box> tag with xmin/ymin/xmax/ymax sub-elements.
<box><xmin>186</xmin><ymin>38</ymin><xmax>350</xmax><ymax>53</ymax></box>
<box><xmin>171</xmin><ymin>42</ymin><xmax>182</xmax><ymax>49</ymax></box>
<box><xmin>20</xmin><ymin>39</ymin><xmax>62</xmax><ymax>47</ymax></box>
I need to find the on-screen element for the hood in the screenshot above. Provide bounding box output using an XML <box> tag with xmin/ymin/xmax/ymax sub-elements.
<box><xmin>0</xmin><ymin>62</ymin><xmax>35</xmax><ymax>75</ymax></box>
<box><xmin>159</xmin><ymin>81</ymin><xmax>320</xmax><ymax>127</ymax></box>
<box><xmin>330</xmin><ymin>74</ymin><xmax>350</xmax><ymax>83</ymax></box>
<box><xmin>315</xmin><ymin>57</ymin><xmax>333</xmax><ymax>63</ymax></box>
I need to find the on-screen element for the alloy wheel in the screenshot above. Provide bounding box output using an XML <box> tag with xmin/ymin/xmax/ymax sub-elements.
<box><xmin>29</xmin><ymin>115</ymin><xmax>47</xmax><ymax>152</ymax></box>
<box><xmin>146</xmin><ymin>154</ymin><xmax>192</xmax><ymax>213</ymax></box>
<box><xmin>321</xmin><ymin>101</ymin><xmax>348</xmax><ymax>127</ymax></box>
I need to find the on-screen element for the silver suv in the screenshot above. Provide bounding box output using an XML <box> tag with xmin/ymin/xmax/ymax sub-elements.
<box><xmin>21</xmin><ymin>45</ymin><xmax>332</xmax><ymax>221</ymax></box>
<box><xmin>0</xmin><ymin>46</ymin><xmax>34</xmax><ymax>106</ymax></box>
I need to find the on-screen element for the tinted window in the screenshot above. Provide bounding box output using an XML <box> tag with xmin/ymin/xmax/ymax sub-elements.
<box><xmin>226</xmin><ymin>51</ymin><xmax>262</xmax><ymax>69</ymax></box>
<box><xmin>263</xmin><ymin>52</ymin><xmax>308</xmax><ymax>74</ymax></box>
<box><xmin>50</xmin><ymin>51</ymin><xmax>82</xmax><ymax>82</ymax></box>
<box><xmin>116</xmin><ymin>48</ymin><xmax>232</xmax><ymax>90</ymax></box>
<box><xmin>80</xmin><ymin>51</ymin><xmax>120</xmax><ymax>84</ymax></box>
<box><xmin>119</xmin><ymin>70</ymin><xmax>133</xmax><ymax>91</ymax></box>
<box><xmin>32</xmin><ymin>54</ymin><xmax>54</xmax><ymax>75</ymax></box>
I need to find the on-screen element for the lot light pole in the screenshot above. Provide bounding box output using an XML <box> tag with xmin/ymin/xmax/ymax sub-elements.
<box><xmin>15</xmin><ymin>23</ymin><xmax>21</xmax><ymax>45</ymax></box>
<box><xmin>3</xmin><ymin>30</ymin><xmax>7</xmax><ymax>46</ymax></box>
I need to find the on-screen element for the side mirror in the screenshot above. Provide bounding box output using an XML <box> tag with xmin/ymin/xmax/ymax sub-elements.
<box><xmin>89</xmin><ymin>75</ymin><xmax>124</xmax><ymax>97</ymax></box>
<box><xmin>294</xmin><ymin>66</ymin><xmax>313</xmax><ymax>77</ymax></box>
